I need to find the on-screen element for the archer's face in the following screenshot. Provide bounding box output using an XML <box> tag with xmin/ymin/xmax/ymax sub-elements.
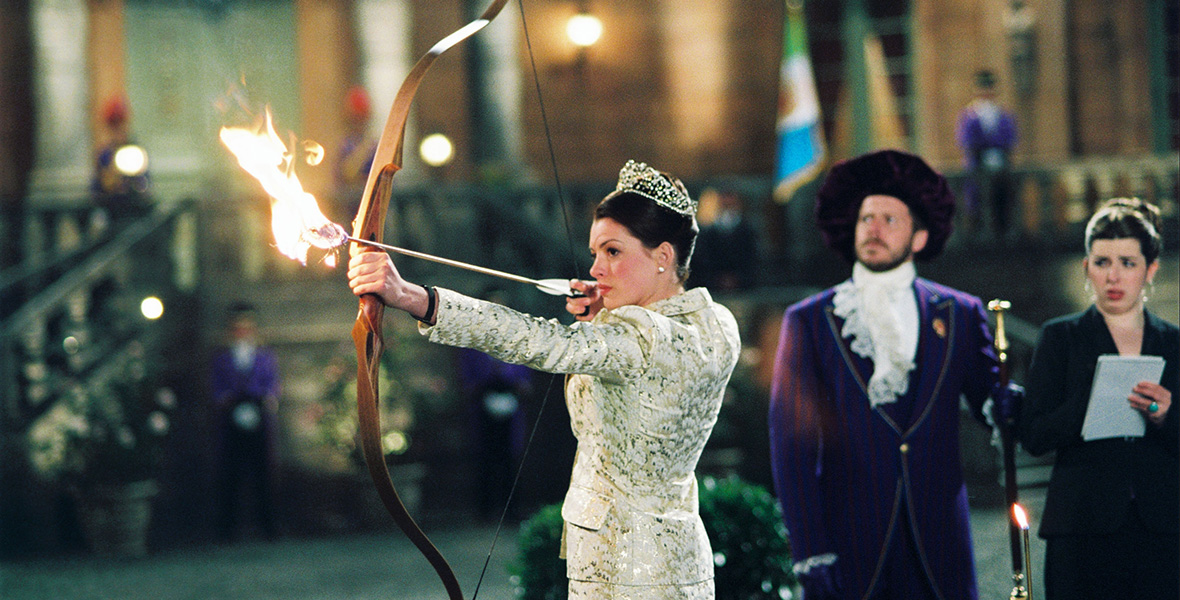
<box><xmin>587</xmin><ymin>218</ymin><xmax>663</xmax><ymax>310</ymax></box>
<box><xmin>854</xmin><ymin>195</ymin><xmax>928</xmax><ymax>272</ymax></box>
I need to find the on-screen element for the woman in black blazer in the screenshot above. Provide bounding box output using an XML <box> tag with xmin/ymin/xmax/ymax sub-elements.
<box><xmin>1019</xmin><ymin>198</ymin><xmax>1178</xmax><ymax>600</ymax></box>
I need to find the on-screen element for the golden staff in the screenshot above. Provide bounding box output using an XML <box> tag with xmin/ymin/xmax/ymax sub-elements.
<box><xmin>988</xmin><ymin>299</ymin><xmax>1028</xmax><ymax>599</ymax></box>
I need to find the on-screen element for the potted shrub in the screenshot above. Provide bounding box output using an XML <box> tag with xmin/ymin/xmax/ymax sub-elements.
<box><xmin>26</xmin><ymin>342</ymin><xmax>175</xmax><ymax>557</ymax></box>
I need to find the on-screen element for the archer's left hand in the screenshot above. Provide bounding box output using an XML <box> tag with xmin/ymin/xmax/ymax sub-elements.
<box><xmin>348</xmin><ymin>251</ymin><xmax>410</xmax><ymax>308</ymax></box>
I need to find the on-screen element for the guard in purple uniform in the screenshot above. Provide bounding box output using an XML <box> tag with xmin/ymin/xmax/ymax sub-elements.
<box><xmin>956</xmin><ymin>70</ymin><xmax>1019</xmax><ymax>236</ymax></box>
<box><xmin>210</xmin><ymin>302</ymin><xmax>281</xmax><ymax>541</ymax></box>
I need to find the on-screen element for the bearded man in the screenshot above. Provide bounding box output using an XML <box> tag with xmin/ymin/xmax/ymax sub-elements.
<box><xmin>769</xmin><ymin>150</ymin><xmax>1009</xmax><ymax>600</ymax></box>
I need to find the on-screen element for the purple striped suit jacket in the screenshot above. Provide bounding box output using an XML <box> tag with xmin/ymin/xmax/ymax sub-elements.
<box><xmin>769</xmin><ymin>277</ymin><xmax>998</xmax><ymax>600</ymax></box>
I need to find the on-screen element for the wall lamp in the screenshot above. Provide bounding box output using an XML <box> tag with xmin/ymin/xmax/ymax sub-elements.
<box><xmin>566</xmin><ymin>12</ymin><xmax>602</xmax><ymax>48</ymax></box>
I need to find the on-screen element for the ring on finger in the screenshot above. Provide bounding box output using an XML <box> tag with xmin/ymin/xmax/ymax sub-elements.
<box><xmin>1149</xmin><ymin>401</ymin><xmax>1159</xmax><ymax>413</ymax></box>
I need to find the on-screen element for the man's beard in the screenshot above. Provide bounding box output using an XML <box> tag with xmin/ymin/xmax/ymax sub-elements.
<box><xmin>856</xmin><ymin>240</ymin><xmax>913</xmax><ymax>272</ymax></box>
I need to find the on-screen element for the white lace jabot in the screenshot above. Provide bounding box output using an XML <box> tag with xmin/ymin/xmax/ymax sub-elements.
<box><xmin>832</xmin><ymin>262</ymin><xmax>919</xmax><ymax>406</ymax></box>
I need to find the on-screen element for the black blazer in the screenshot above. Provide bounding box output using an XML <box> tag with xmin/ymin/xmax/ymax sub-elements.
<box><xmin>1018</xmin><ymin>306</ymin><xmax>1178</xmax><ymax>537</ymax></box>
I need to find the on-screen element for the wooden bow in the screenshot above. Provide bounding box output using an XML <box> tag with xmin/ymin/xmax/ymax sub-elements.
<box><xmin>350</xmin><ymin>3</ymin><xmax>508</xmax><ymax>598</ymax></box>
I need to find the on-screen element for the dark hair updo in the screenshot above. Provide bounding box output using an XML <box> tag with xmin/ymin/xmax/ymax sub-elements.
<box><xmin>1084</xmin><ymin>197</ymin><xmax>1163</xmax><ymax>264</ymax></box>
<box><xmin>594</xmin><ymin>176</ymin><xmax>699</xmax><ymax>283</ymax></box>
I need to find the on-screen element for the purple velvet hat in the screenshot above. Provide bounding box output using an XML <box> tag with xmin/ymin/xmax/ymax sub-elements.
<box><xmin>815</xmin><ymin>149</ymin><xmax>955</xmax><ymax>262</ymax></box>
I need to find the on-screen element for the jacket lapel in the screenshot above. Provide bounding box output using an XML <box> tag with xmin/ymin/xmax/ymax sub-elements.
<box><xmin>1080</xmin><ymin>305</ymin><xmax>1119</xmax><ymax>356</ymax></box>
<box><xmin>823</xmin><ymin>303</ymin><xmax>875</xmax><ymax>400</ymax></box>
<box><xmin>1080</xmin><ymin>305</ymin><xmax>1167</xmax><ymax>357</ymax></box>
<box><xmin>904</xmin><ymin>281</ymin><xmax>955</xmax><ymax>435</ymax></box>
<box><xmin>1142</xmin><ymin>309</ymin><xmax>1165</xmax><ymax>356</ymax></box>
<box><xmin>822</xmin><ymin>281</ymin><xmax>945</xmax><ymax>435</ymax></box>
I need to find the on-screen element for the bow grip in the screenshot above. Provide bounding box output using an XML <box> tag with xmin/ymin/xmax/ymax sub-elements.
<box><xmin>351</xmin><ymin>163</ymin><xmax>398</xmax><ymax>341</ymax></box>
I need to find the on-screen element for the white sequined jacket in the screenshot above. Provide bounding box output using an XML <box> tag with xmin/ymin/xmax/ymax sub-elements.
<box><xmin>422</xmin><ymin>286</ymin><xmax>741</xmax><ymax>586</ymax></box>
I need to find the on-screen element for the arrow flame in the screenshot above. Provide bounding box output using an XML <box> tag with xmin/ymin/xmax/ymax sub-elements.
<box><xmin>220</xmin><ymin>108</ymin><xmax>346</xmax><ymax>266</ymax></box>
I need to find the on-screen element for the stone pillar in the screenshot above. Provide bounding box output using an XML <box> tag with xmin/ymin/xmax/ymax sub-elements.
<box><xmin>88</xmin><ymin>0</ymin><xmax>125</xmax><ymax>154</ymax></box>
<box><xmin>841</xmin><ymin>0</ymin><xmax>872</xmax><ymax>156</ymax></box>
<box><xmin>29</xmin><ymin>0</ymin><xmax>91</xmax><ymax>200</ymax></box>
<box><xmin>662</xmin><ymin>0</ymin><xmax>730</xmax><ymax>173</ymax></box>
<box><xmin>464</xmin><ymin>0</ymin><xmax>525</xmax><ymax>184</ymax></box>
<box><xmin>295</xmin><ymin>0</ymin><xmax>356</xmax><ymax>200</ymax></box>
<box><xmin>1017</xmin><ymin>0</ymin><xmax>1069</xmax><ymax>164</ymax></box>
<box><xmin>353</xmin><ymin>0</ymin><xmax>420</xmax><ymax>184</ymax></box>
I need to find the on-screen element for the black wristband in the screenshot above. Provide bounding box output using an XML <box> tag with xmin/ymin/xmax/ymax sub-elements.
<box><xmin>417</xmin><ymin>285</ymin><xmax>437</xmax><ymax>324</ymax></box>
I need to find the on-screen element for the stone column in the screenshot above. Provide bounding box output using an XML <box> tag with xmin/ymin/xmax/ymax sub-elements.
<box><xmin>353</xmin><ymin>0</ymin><xmax>420</xmax><ymax>184</ymax></box>
<box><xmin>29</xmin><ymin>0</ymin><xmax>91</xmax><ymax>200</ymax></box>
<box><xmin>464</xmin><ymin>0</ymin><xmax>525</xmax><ymax>184</ymax></box>
<box><xmin>841</xmin><ymin>0</ymin><xmax>872</xmax><ymax>156</ymax></box>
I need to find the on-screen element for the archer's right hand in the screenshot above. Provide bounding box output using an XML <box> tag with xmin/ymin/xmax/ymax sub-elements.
<box><xmin>566</xmin><ymin>280</ymin><xmax>603</xmax><ymax>322</ymax></box>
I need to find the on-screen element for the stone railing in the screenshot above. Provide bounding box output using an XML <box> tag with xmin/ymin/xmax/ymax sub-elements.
<box><xmin>943</xmin><ymin>152</ymin><xmax>1179</xmax><ymax>250</ymax></box>
<box><xmin>0</xmin><ymin>200</ymin><xmax>196</xmax><ymax>429</ymax></box>
<box><xmin>194</xmin><ymin>182</ymin><xmax>607</xmax><ymax>322</ymax></box>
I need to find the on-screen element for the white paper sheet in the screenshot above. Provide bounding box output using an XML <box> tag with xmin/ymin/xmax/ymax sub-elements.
<box><xmin>1081</xmin><ymin>354</ymin><xmax>1165</xmax><ymax>441</ymax></box>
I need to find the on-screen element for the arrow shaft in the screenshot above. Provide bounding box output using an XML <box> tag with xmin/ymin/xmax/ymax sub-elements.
<box><xmin>347</xmin><ymin>236</ymin><xmax>544</xmax><ymax>287</ymax></box>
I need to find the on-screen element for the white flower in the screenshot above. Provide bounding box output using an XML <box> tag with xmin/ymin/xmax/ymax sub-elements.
<box><xmin>27</xmin><ymin>402</ymin><xmax>86</xmax><ymax>479</ymax></box>
<box><xmin>147</xmin><ymin>411</ymin><xmax>170</xmax><ymax>435</ymax></box>
<box><xmin>115</xmin><ymin>425</ymin><xmax>136</xmax><ymax>449</ymax></box>
<box><xmin>155</xmin><ymin>387</ymin><xmax>177</xmax><ymax>410</ymax></box>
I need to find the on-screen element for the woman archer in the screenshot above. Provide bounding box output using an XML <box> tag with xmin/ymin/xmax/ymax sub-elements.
<box><xmin>348</xmin><ymin>160</ymin><xmax>741</xmax><ymax>599</ymax></box>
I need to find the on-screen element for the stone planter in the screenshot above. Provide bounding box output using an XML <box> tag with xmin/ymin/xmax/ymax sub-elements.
<box><xmin>73</xmin><ymin>480</ymin><xmax>158</xmax><ymax>558</ymax></box>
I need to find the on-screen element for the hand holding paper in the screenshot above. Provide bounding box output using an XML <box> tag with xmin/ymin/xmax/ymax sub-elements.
<box><xmin>1131</xmin><ymin>380</ymin><xmax>1173</xmax><ymax>426</ymax></box>
<box><xmin>1081</xmin><ymin>355</ymin><xmax>1166</xmax><ymax>441</ymax></box>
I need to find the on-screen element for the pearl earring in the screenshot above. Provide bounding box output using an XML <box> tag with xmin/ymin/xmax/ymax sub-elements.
<box><xmin>658</xmin><ymin>266</ymin><xmax>666</xmax><ymax>273</ymax></box>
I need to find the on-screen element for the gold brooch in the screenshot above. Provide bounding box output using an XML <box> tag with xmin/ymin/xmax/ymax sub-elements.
<box><xmin>932</xmin><ymin>318</ymin><xmax>947</xmax><ymax>339</ymax></box>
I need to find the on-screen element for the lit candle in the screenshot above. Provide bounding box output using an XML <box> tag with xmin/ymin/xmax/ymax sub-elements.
<box><xmin>1013</xmin><ymin>504</ymin><xmax>1033</xmax><ymax>600</ymax></box>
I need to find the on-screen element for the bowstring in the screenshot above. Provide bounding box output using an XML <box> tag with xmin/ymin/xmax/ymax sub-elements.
<box><xmin>471</xmin><ymin>0</ymin><xmax>581</xmax><ymax>597</ymax></box>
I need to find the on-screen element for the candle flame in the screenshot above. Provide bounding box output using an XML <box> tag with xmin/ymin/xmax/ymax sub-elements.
<box><xmin>1012</xmin><ymin>503</ymin><xmax>1029</xmax><ymax>530</ymax></box>
<box><xmin>219</xmin><ymin>107</ymin><xmax>347</xmax><ymax>266</ymax></box>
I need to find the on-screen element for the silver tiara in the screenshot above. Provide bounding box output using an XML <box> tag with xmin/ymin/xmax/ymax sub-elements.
<box><xmin>615</xmin><ymin>160</ymin><xmax>696</xmax><ymax>216</ymax></box>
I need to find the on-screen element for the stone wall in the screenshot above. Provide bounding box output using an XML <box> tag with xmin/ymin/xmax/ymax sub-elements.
<box><xmin>31</xmin><ymin>1</ymin><xmax>1180</xmax><ymax>198</ymax></box>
